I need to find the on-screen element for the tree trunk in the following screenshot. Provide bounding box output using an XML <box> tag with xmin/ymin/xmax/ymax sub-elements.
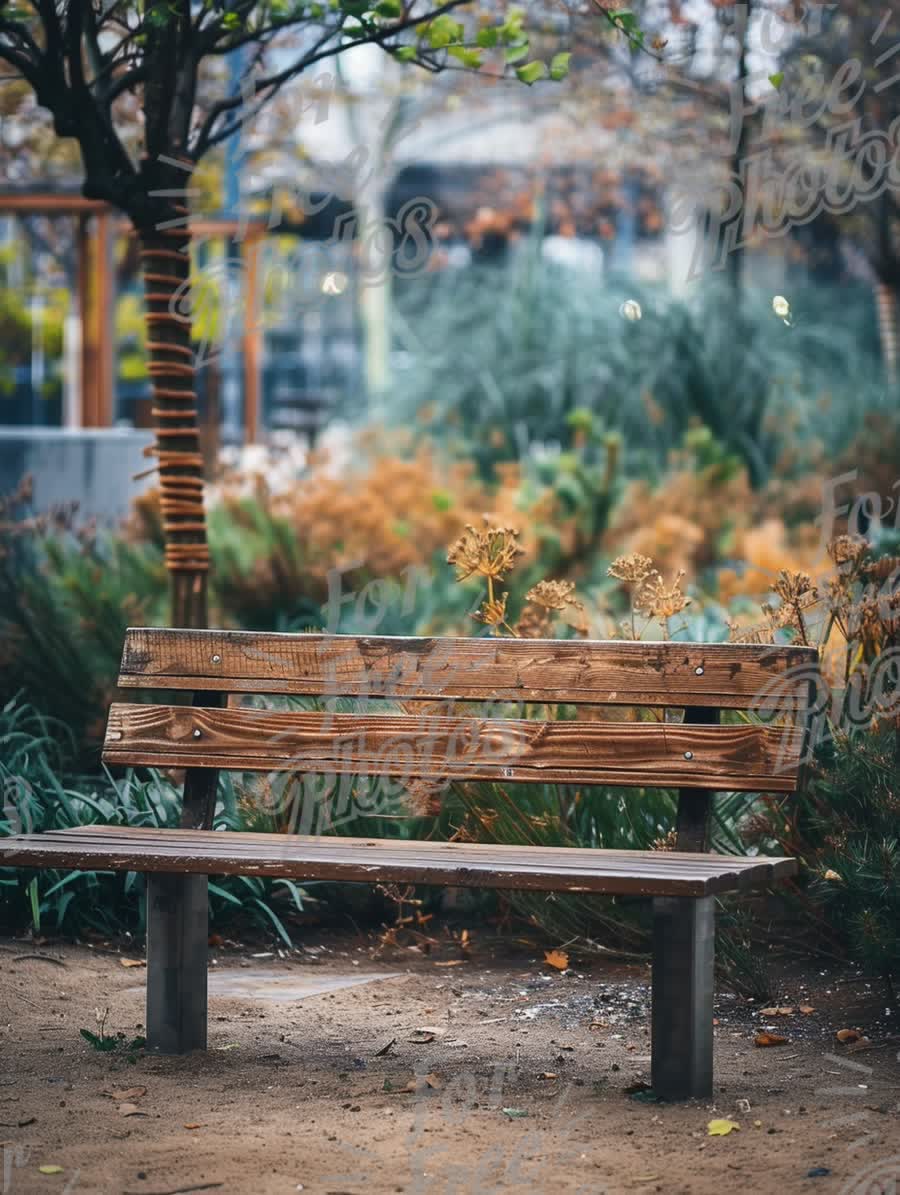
<box><xmin>138</xmin><ymin>213</ymin><xmax>210</xmax><ymax>629</ymax></box>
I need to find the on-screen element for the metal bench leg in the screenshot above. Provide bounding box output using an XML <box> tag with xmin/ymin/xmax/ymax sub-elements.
<box><xmin>651</xmin><ymin>895</ymin><xmax>714</xmax><ymax>1100</ymax></box>
<box><xmin>145</xmin><ymin>872</ymin><xmax>208</xmax><ymax>1054</ymax></box>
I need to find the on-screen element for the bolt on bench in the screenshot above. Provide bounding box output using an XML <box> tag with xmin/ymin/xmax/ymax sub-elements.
<box><xmin>0</xmin><ymin>629</ymin><xmax>818</xmax><ymax>1099</ymax></box>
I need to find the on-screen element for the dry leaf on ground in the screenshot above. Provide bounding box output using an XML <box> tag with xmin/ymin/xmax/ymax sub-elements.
<box><xmin>708</xmin><ymin>1119</ymin><xmax>740</xmax><ymax>1136</ymax></box>
<box><xmin>754</xmin><ymin>1032</ymin><xmax>789</xmax><ymax>1047</ymax></box>
<box><xmin>119</xmin><ymin>959</ymin><xmax>145</xmax><ymax>968</ymax></box>
<box><xmin>836</xmin><ymin>1028</ymin><xmax>862</xmax><ymax>1043</ymax></box>
<box><xmin>544</xmin><ymin>950</ymin><xmax>569</xmax><ymax>971</ymax></box>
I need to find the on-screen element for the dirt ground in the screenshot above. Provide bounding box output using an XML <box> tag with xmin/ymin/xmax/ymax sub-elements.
<box><xmin>1</xmin><ymin>933</ymin><xmax>898</xmax><ymax>1195</ymax></box>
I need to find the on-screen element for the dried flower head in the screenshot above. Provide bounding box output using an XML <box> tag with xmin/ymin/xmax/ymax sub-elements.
<box><xmin>525</xmin><ymin>579</ymin><xmax>584</xmax><ymax>612</ymax></box>
<box><xmin>773</xmin><ymin>570</ymin><xmax>815</xmax><ymax>604</ymax></box>
<box><xmin>447</xmin><ymin>522</ymin><xmax>524</xmax><ymax>583</ymax></box>
<box><xmin>651</xmin><ymin>829</ymin><xmax>678</xmax><ymax>852</ymax></box>
<box><xmin>634</xmin><ymin>569</ymin><xmax>691</xmax><ymax>620</ymax></box>
<box><xmin>827</xmin><ymin>535</ymin><xmax>868</xmax><ymax>567</ymax></box>
<box><xmin>607</xmin><ymin>553</ymin><xmax>655</xmax><ymax>585</ymax></box>
<box><xmin>473</xmin><ymin>591</ymin><xmax>509</xmax><ymax>628</ymax></box>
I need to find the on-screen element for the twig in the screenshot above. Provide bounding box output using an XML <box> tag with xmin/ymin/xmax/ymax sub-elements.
<box><xmin>11</xmin><ymin>954</ymin><xmax>67</xmax><ymax>966</ymax></box>
<box><xmin>122</xmin><ymin>1184</ymin><xmax>224</xmax><ymax>1195</ymax></box>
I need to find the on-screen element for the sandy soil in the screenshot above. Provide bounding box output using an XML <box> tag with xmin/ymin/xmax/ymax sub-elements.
<box><xmin>0</xmin><ymin>934</ymin><xmax>898</xmax><ymax>1195</ymax></box>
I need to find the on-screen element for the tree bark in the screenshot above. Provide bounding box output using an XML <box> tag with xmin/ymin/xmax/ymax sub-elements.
<box><xmin>138</xmin><ymin>206</ymin><xmax>209</xmax><ymax>629</ymax></box>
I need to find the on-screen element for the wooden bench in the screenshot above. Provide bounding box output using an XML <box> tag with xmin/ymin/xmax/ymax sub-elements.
<box><xmin>0</xmin><ymin>628</ymin><xmax>818</xmax><ymax>1099</ymax></box>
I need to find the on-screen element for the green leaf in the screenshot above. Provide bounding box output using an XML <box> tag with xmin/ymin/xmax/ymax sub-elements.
<box><xmin>515</xmin><ymin>61</ymin><xmax>548</xmax><ymax>85</ymax></box>
<box><xmin>375</xmin><ymin>0</ymin><xmax>402</xmax><ymax>15</ymax></box>
<box><xmin>476</xmin><ymin>27</ymin><xmax>499</xmax><ymax>48</ymax></box>
<box><xmin>448</xmin><ymin>45</ymin><xmax>484</xmax><ymax>68</ymax></box>
<box><xmin>502</xmin><ymin>1107</ymin><xmax>528</xmax><ymax>1118</ymax></box>
<box><xmin>393</xmin><ymin>45</ymin><xmax>417</xmax><ymax>61</ymax></box>
<box><xmin>768</xmin><ymin>71</ymin><xmax>784</xmax><ymax>89</ymax></box>
<box><xmin>504</xmin><ymin>40</ymin><xmax>530</xmax><ymax>64</ymax></box>
<box><xmin>222</xmin><ymin>11</ymin><xmax>242</xmax><ymax>29</ymax></box>
<box><xmin>550</xmin><ymin>52</ymin><xmax>571</xmax><ymax>81</ymax></box>
<box><xmin>499</xmin><ymin>6</ymin><xmax>525</xmax><ymax>43</ymax></box>
<box><xmin>425</xmin><ymin>14</ymin><xmax>464</xmax><ymax>48</ymax></box>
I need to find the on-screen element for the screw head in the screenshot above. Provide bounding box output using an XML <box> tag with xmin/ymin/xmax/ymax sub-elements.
<box><xmin>192</xmin><ymin>728</ymin><xmax>202</xmax><ymax>739</ymax></box>
<box><xmin>694</xmin><ymin>665</ymin><xmax>704</xmax><ymax>676</ymax></box>
<box><xmin>212</xmin><ymin>654</ymin><xmax>222</xmax><ymax>664</ymax></box>
<box><xmin>683</xmin><ymin>750</ymin><xmax>694</xmax><ymax>760</ymax></box>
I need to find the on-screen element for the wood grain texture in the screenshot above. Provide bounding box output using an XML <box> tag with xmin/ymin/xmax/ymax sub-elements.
<box><xmin>118</xmin><ymin>628</ymin><xmax>819</xmax><ymax>711</ymax></box>
<box><xmin>101</xmin><ymin>703</ymin><xmax>804</xmax><ymax>791</ymax></box>
<box><xmin>0</xmin><ymin>826</ymin><xmax>799</xmax><ymax>897</ymax></box>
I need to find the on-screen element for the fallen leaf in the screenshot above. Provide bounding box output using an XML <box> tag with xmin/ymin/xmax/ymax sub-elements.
<box><xmin>502</xmin><ymin>1107</ymin><xmax>528</xmax><ymax>1119</ymax></box>
<box><xmin>760</xmin><ymin>1007</ymin><xmax>794</xmax><ymax>1017</ymax></box>
<box><xmin>537</xmin><ymin>1072</ymin><xmax>558</xmax><ymax>1080</ymax></box>
<box><xmin>836</xmin><ymin>1029</ymin><xmax>862</xmax><ymax>1044</ymax></box>
<box><xmin>754</xmin><ymin>1033</ymin><xmax>789</xmax><ymax>1047</ymax></box>
<box><xmin>445</xmin><ymin>1039</ymin><xmax>469</xmax><ymax>1048</ymax></box>
<box><xmin>208</xmin><ymin>933</ymin><xmax>224</xmax><ymax>947</ymax></box>
<box><xmin>407</xmin><ymin>1030</ymin><xmax>436</xmax><ymax>1044</ymax></box>
<box><xmin>215</xmin><ymin>1043</ymin><xmax>240</xmax><ymax>1051</ymax></box>
<box><xmin>799</xmin><ymin>1005</ymin><xmax>815</xmax><ymax>1015</ymax></box>
<box><xmin>544</xmin><ymin>950</ymin><xmax>569</xmax><ymax>971</ymax></box>
<box><xmin>118</xmin><ymin>1103</ymin><xmax>146</xmax><ymax>1117</ymax></box>
<box><xmin>38</xmin><ymin>1165</ymin><xmax>64</xmax><ymax>1175</ymax></box>
<box><xmin>119</xmin><ymin>959</ymin><xmax>145</xmax><ymax>968</ymax></box>
<box><xmin>589</xmin><ymin>1020</ymin><xmax>609</xmax><ymax>1030</ymax></box>
<box><xmin>433</xmin><ymin>960</ymin><xmax>465</xmax><ymax>967</ymax></box>
<box><xmin>183</xmin><ymin>1122</ymin><xmax>205</xmax><ymax>1130</ymax></box>
<box><xmin>373</xmin><ymin>1038</ymin><xmax>396</xmax><ymax>1057</ymax></box>
<box><xmin>708</xmin><ymin>1119</ymin><xmax>740</xmax><ymax>1136</ymax></box>
<box><xmin>105</xmin><ymin>1087</ymin><xmax>146</xmax><ymax>1102</ymax></box>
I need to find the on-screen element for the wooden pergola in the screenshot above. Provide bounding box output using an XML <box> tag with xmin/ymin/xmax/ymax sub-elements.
<box><xmin>0</xmin><ymin>191</ymin><xmax>267</xmax><ymax>441</ymax></box>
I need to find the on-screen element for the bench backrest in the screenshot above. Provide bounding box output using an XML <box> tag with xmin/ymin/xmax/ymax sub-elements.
<box><xmin>104</xmin><ymin>629</ymin><xmax>820</xmax><ymax>849</ymax></box>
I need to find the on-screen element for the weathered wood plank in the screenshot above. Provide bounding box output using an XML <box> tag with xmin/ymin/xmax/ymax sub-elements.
<box><xmin>118</xmin><ymin>628</ymin><xmax>818</xmax><ymax>711</ymax></box>
<box><xmin>0</xmin><ymin>827</ymin><xmax>799</xmax><ymax>897</ymax></box>
<box><xmin>101</xmin><ymin>704</ymin><xmax>804</xmax><ymax>791</ymax></box>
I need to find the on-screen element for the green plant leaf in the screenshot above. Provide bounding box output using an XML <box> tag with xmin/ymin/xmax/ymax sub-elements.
<box><xmin>425</xmin><ymin>14</ymin><xmax>464</xmax><ymax>47</ymax></box>
<box><xmin>476</xmin><ymin>27</ymin><xmax>498</xmax><ymax>48</ymax></box>
<box><xmin>515</xmin><ymin>61</ymin><xmax>548</xmax><ymax>85</ymax></box>
<box><xmin>448</xmin><ymin>45</ymin><xmax>484</xmax><ymax>68</ymax></box>
<box><xmin>504</xmin><ymin>40</ymin><xmax>530</xmax><ymax>64</ymax></box>
<box><xmin>374</xmin><ymin>0</ymin><xmax>402</xmax><ymax>16</ymax></box>
<box><xmin>550</xmin><ymin>52</ymin><xmax>571</xmax><ymax>81</ymax></box>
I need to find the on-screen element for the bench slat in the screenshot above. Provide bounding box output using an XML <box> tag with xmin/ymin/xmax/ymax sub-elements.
<box><xmin>118</xmin><ymin>629</ymin><xmax>818</xmax><ymax>711</ymax></box>
<box><xmin>102</xmin><ymin>703</ymin><xmax>803</xmax><ymax>791</ymax></box>
<box><xmin>0</xmin><ymin>827</ymin><xmax>798</xmax><ymax>897</ymax></box>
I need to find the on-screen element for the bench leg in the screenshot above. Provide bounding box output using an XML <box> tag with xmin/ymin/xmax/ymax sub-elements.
<box><xmin>145</xmin><ymin>872</ymin><xmax>208</xmax><ymax>1054</ymax></box>
<box><xmin>651</xmin><ymin>895</ymin><xmax>714</xmax><ymax>1100</ymax></box>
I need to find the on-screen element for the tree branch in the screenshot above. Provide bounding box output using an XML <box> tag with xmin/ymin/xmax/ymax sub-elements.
<box><xmin>192</xmin><ymin>0</ymin><xmax>472</xmax><ymax>156</ymax></box>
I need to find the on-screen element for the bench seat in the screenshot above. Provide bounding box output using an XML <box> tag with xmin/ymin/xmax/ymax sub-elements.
<box><xmin>0</xmin><ymin>825</ymin><xmax>798</xmax><ymax>898</ymax></box>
